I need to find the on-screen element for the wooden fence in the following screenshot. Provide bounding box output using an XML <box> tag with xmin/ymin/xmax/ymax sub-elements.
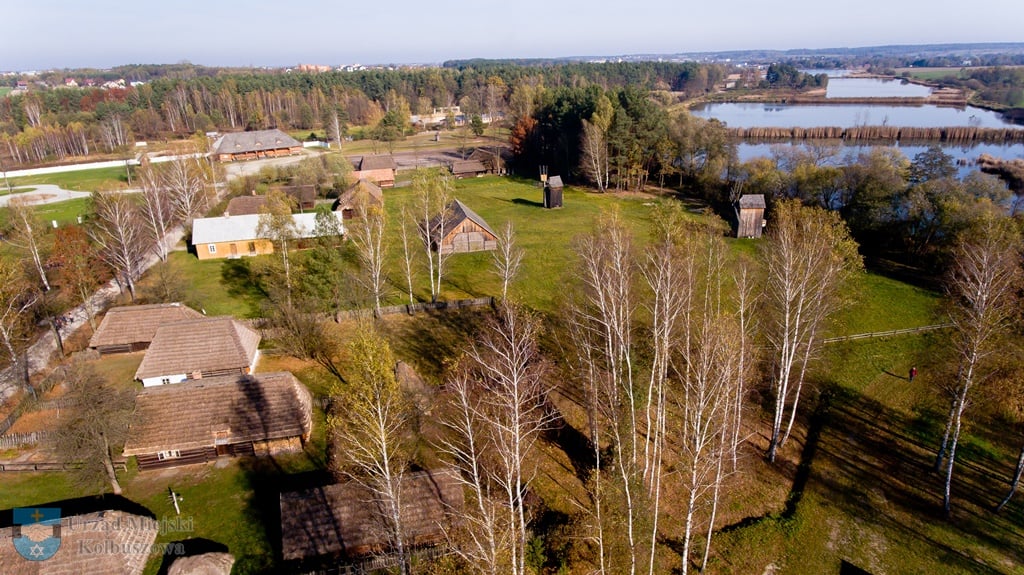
<box><xmin>335</xmin><ymin>297</ymin><xmax>495</xmax><ymax>321</ymax></box>
<box><xmin>823</xmin><ymin>323</ymin><xmax>952</xmax><ymax>344</ymax></box>
<box><xmin>0</xmin><ymin>458</ymin><xmax>127</xmax><ymax>473</ymax></box>
<box><xmin>0</xmin><ymin>430</ymin><xmax>53</xmax><ymax>449</ymax></box>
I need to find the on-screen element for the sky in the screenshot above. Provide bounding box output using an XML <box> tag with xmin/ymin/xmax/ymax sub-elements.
<box><xmin>2</xmin><ymin>0</ymin><xmax>1022</xmax><ymax>71</ymax></box>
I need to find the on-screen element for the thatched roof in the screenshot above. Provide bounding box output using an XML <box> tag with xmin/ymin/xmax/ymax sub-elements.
<box><xmin>450</xmin><ymin>159</ymin><xmax>487</xmax><ymax>176</ymax></box>
<box><xmin>279</xmin><ymin>467</ymin><xmax>464</xmax><ymax>561</ymax></box>
<box><xmin>134</xmin><ymin>317</ymin><xmax>260</xmax><ymax>381</ymax></box>
<box><xmin>225</xmin><ymin>195</ymin><xmax>268</xmax><ymax>216</ymax></box>
<box><xmin>213</xmin><ymin>129</ymin><xmax>301</xmax><ymax>156</ymax></box>
<box><xmin>89</xmin><ymin>303</ymin><xmax>204</xmax><ymax>349</ymax></box>
<box><xmin>167</xmin><ymin>552</ymin><xmax>236</xmax><ymax>575</ymax></box>
<box><xmin>356</xmin><ymin>155</ymin><xmax>397</xmax><ymax>171</ymax></box>
<box><xmin>0</xmin><ymin>510</ymin><xmax>158</xmax><ymax>575</ymax></box>
<box><xmin>123</xmin><ymin>372</ymin><xmax>313</xmax><ymax>456</ymax></box>
<box><xmin>428</xmin><ymin>199</ymin><xmax>497</xmax><ymax>241</ymax></box>
<box><xmin>333</xmin><ymin>179</ymin><xmax>384</xmax><ymax>212</ymax></box>
<box><xmin>738</xmin><ymin>194</ymin><xmax>766</xmax><ymax>209</ymax></box>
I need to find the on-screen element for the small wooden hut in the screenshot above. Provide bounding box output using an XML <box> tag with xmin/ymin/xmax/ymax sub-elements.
<box><xmin>450</xmin><ymin>159</ymin><xmax>488</xmax><ymax>179</ymax></box>
<box><xmin>736</xmin><ymin>194</ymin><xmax>766</xmax><ymax>238</ymax></box>
<box><xmin>544</xmin><ymin>175</ymin><xmax>564</xmax><ymax>209</ymax></box>
<box><xmin>332</xmin><ymin>179</ymin><xmax>384</xmax><ymax>220</ymax></box>
<box><xmin>427</xmin><ymin>199</ymin><xmax>498</xmax><ymax>254</ymax></box>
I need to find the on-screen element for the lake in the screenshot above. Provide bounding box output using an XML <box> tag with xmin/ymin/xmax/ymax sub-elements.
<box><xmin>737</xmin><ymin>141</ymin><xmax>1024</xmax><ymax>179</ymax></box>
<box><xmin>825</xmin><ymin>78</ymin><xmax>932</xmax><ymax>99</ymax></box>
<box><xmin>690</xmin><ymin>102</ymin><xmax>1019</xmax><ymax>129</ymax></box>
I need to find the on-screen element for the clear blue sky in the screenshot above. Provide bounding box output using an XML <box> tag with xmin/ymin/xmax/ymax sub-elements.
<box><xmin>2</xmin><ymin>0</ymin><xmax>1022</xmax><ymax>70</ymax></box>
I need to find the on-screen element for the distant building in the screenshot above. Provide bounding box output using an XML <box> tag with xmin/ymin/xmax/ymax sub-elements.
<box><xmin>212</xmin><ymin>129</ymin><xmax>303</xmax><ymax>162</ymax></box>
<box><xmin>351</xmin><ymin>155</ymin><xmax>397</xmax><ymax>188</ymax></box>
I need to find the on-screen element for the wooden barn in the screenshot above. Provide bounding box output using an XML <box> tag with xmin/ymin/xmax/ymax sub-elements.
<box><xmin>225</xmin><ymin>194</ymin><xmax>268</xmax><ymax>216</ymax></box>
<box><xmin>332</xmin><ymin>179</ymin><xmax>383</xmax><ymax>220</ymax></box>
<box><xmin>279</xmin><ymin>467</ymin><xmax>464</xmax><ymax>562</ymax></box>
<box><xmin>88</xmin><ymin>303</ymin><xmax>204</xmax><ymax>356</ymax></box>
<box><xmin>469</xmin><ymin>147</ymin><xmax>510</xmax><ymax>175</ymax></box>
<box><xmin>544</xmin><ymin>175</ymin><xmax>564</xmax><ymax>209</ymax></box>
<box><xmin>212</xmin><ymin>129</ymin><xmax>303</xmax><ymax>162</ymax></box>
<box><xmin>351</xmin><ymin>155</ymin><xmax>397</xmax><ymax>188</ymax></box>
<box><xmin>0</xmin><ymin>509</ymin><xmax>159</xmax><ymax>575</ymax></box>
<box><xmin>123</xmin><ymin>372</ymin><xmax>313</xmax><ymax>470</ymax></box>
<box><xmin>428</xmin><ymin>199</ymin><xmax>498</xmax><ymax>254</ymax></box>
<box><xmin>736</xmin><ymin>194</ymin><xmax>766</xmax><ymax>238</ymax></box>
<box><xmin>134</xmin><ymin>316</ymin><xmax>260</xmax><ymax>387</ymax></box>
<box><xmin>450</xmin><ymin>159</ymin><xmax>488</xmax><ymax>179</ymax></box>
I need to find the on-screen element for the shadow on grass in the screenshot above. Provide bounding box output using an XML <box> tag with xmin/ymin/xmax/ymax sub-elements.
<box><xmin>511</xmin><ymin>197</ymin><xmax>544</xmax><ymax>208</ymax></box>
<box><xmin>0</xmin><ymin>494</ymin><xmax>155</xmax><ymax>528</ymax></box>
<box><xmin>220</xmin><ymin>258</ymin><xmax>269</xmax><ymax>317</ymax></box>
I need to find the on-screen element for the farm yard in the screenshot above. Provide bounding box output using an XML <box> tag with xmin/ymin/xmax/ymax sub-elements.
<box><xmin>0</xmin><ymin>167</ymin><xmax>1020</xmax><ymax>575</ymax></box>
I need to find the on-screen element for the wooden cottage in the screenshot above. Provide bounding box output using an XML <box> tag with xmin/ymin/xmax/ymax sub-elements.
<box><xmin>191</xmin><ymin>211</ymin><xmax>345</xmax><ymax>260</ymax></box>
<box><xmin>212</xmin><ymin>129</ymin><xmax>303</xmax><ymax>162</ymax></box>
<box><xmin>134</xmin><ymin>316</ymin><xmax>260</xmax><ymax>387</ymax></box>
<box><xmin>332</xmin><ymin>179</ymin><xmax>383</xmax><ymax>220</ymax></box>
<box><xmin>450</xmin><ymin>159</ymin><xmax>488</xmax><ymax>179</ymax></box>
<box><xmin>468</xmin><ymin>147</ymin><xmax>509</xmax><ymax>175</ymax></box>
<box><xmin>427</xmin><ymin>199</ymin><xmax>498</xmax><ymax>254</ymax></box>
<box><xmin>544</xmin><ymin>175</ymin><xmax>564</xmax><ymax>209</ymax></box>
<box><xmin>88</xmin><ymin>303</ymin><xmax>204</xmax><ymax>356</ymax></box>
<box><xmin>279</xmin><ymin>184</ymin><xmax>317</xmax><ymax>211</ymax></box>
<box><xmin>736</xmin><ymin>194</ymin><xmax>766</xmax><ymax>238</ymax></box>
<box><xmin>123</xmin><ymin>372</ymin><xmax>313</xmax><ymax>469</ymax></box>
<box><xmin>0</xmin><ymin>509</ymin><xmax>159</xmax><ymax>575</ymax></box>
<box><xmin>280</xmin><ymin>467</ymin><xmax>464</xmax><ymax>562</ymax></box>
<box><xmin>351</xmin><ymin>155</ymin><xmax>397</xmax><ymax>188</ymax></box>
<box><xmin>224</xmin><ymin>194</ymin><xmax>268</xmax><ymax>216</ymax></box>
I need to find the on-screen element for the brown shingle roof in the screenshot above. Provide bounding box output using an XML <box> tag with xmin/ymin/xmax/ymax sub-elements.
<box><xmin>357</xmin><ymin>155</ymin><xmax>397</xmax><ymax>171</ymax></box>
<box><xmin>123</xmin><ymin>372</ymin><xmax>312</xmax><ymax>456</ymax></box>
<box><xmin>333</xmin><ymin>179</ymin><xmax>383</xmax><ymax>212</ymax></box>
<box><xmin>280</xmin><ymin>467</ymin><xmax>464</xmax><ymax>561</ymax></box>
<box><xmin>213</xmin><ymin>129</ymin><xmax>302</xmax><ymax>156</ymax></box>
<box><xmin>428</xmin><ymin>199</ymin><xmax>497</xmax><ymax>241</ymax></box>
<box><xmin>739</xmin><ymin>194</ymin><xmax>766</xmax><ymax>209</ymax></box>
<box><xmin>134</xmin><ymin>317</ymin><xmax>260</xmax><ymax>381</ymax></box>
<box><xmin>0</xmin><ymin>510</ymin><xmax>158</xmax><ymax>575</ymax></box>
<box><xmin>89</xmin><ymin>303</ymin><xmax>204</xmax><ymax>349</ymax></box>
<box><xmin>450</xmin><ymin>160</ymin><xmax>487</xmax><ymax>175</ymax></box>
<box><xmin>225</xmin><ymin>195</ymin><xmax>268</xmax><ymax>216</ymax></box>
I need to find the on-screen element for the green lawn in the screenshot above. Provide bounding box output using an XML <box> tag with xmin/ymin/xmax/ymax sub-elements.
<box><xmin>0</xmin><ymin>87</ymin><xmax>11</xmax><ymax>98</ymax></box>
<box><xmin>30</xmin><ymin>197</ymin><xmax>91</xmax><ymax>227</ymax></box>
<box><xmin>9</xmin><ymin>165</ymin><xmax>134</xmax><ymax>192</ymax></box>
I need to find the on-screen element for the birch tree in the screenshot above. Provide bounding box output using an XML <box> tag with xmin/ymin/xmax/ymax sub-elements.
<box><xmin>137</xmin><ymin>163</ymin><xmax>177</xmax><ymax>262</ymax></box>
<box><xmin>349</xmin><ymin>204</ymin><xmax>389</xmax><ymax>314</ymax></box>
<box><xmin>88</xmin><ymin>191</ymin><xmax>148</xmax><ymax>301</ymax></box>
<box><xmin>330</xmin><ymin>326</ymin><xmax>412</xmax><ymax>573</ymax></box>
<box><xmin>579</xmin><ymin>95</ymin><xmax>613</xmax><ymax>192</ymax></box>
<box><xmin>763</xmin><ymin>200</ymin><xmax>860</xmax><ymax>463</ymax></box>
<box><xmin>491</xmin><ymin>220</ymin><xmax>524</xmax><ymax>302</ymax></box>
<box><xmin>5</xmin><ymin>198</ymin><xmax>51</xmax><ymax>291</ymax></box>
<box><xmin>934</xmin><ymin>215</ymin><xmax>1021</xmax><ymax>515</ymax></box>
<box><xmin>257</xmin><ymin>190</ymin><xmax>299</xmax><ymax>302</ymax></box>
<box><xmin>413</xmin><ymin>169</ymin><xmax>453</xmax><ymax>303</ymax></box>
<box><xmin>397</xmin><ymin>206</ymin><xmax>417</xmax><ymax>305</ymax></box>
<box><xmin>162</xmin><ymin>155</ymin><xmax>209</xmax><ymax>228</ymax></box>
<box><xmin>461</xmin><ymin>303</ymin><xmax>552</xmax><ymax>575</ymax></box>
<box><xmin>0</xmin><ymin>256</ymin><xmax>38</xmax><ymax>393</ymax></box>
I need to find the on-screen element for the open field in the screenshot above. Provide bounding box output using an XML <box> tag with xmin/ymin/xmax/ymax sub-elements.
<box><xmin>8</xmin><ymin>165</ymin><xmax>134</xmax><ymax>192</ymax></box>
<box><xmin>6</xmin><ymin>174</ymin><xmax>1024</xmax><ymax>574</ymax></box>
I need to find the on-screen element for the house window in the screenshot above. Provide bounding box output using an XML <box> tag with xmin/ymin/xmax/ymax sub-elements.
<box><xmin>208</xmin><ymin>244</ymin><xmax>217</xmax><ymax>254</ymax></box>
<box><xmin>160</xmin><ymin>378</ymin><xmax>171</xmax><ymax>385</ymax></box>
<box><xmin>157</xmin><ymin>450</ymin><xmax>181</xmax><ymax>460</ymax></box>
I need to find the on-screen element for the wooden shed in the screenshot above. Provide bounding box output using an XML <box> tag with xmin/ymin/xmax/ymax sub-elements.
<box><xmin>351</xmin><ymin>155</ymin><xmax>397</xmax><ymax>188</ymax></box>
<box><xmin>736</xmin><ymin>194</ymin><xmax>766</xmax><ymax>238</ymax></box>
<box><xmin>134</xmin><ymin>316</ymin><xmax>260</xmax><ymax>386</ymax></box>
<box><xmin>544</xmin><ymin>175</ymin><xmax>564</xmax><ymax>209</ymax></box>
<box><xmin>123</xmin><ymin>372</ymin><xmax>313</xmax><ymax>470</ymax></box>
<box><xmin>427</xmin><ymin>199</ymin><xmax>498</xmax><ymax>254</ymax></box>
<box><xmin>88</xmin><ymin>303</ymin><xmax>204</xmax><ymax>355</ymax></box>
<box><xmin>450</xmin><ymin>159</ymin><xmax>488</xmax><ymax>179</ymax></box>
<box><xmin>279</xmin><ymin>467</ymin><xmax>464</xmax><ymax>562</ymax></box>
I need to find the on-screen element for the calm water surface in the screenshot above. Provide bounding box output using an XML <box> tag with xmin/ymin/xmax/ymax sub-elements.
<box><xmin>691</xmin><ymin>102</ymin><xmax>1018</xmax><ymax>129</ymax></box>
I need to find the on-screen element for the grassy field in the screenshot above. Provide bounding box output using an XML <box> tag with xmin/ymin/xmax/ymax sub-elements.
<box><xmin>6</xmin><ymin>174</ymin><xmax>1024</xmax><ymax>574</ymax></box>
<box><xmin>9</xmin><ymin>165</ymin><xmax>134</xmax><ymax>192</ymax></box>
<box><xmin>0</xmin><ymin>87</ymin><xmax>11</xmax><ymax>98</ymax></box>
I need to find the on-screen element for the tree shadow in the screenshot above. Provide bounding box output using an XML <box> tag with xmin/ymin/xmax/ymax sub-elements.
<box><xmin>0</xmin><ymin>494</ymin><xmax>155</xmax><ymax>528</ymax></box>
